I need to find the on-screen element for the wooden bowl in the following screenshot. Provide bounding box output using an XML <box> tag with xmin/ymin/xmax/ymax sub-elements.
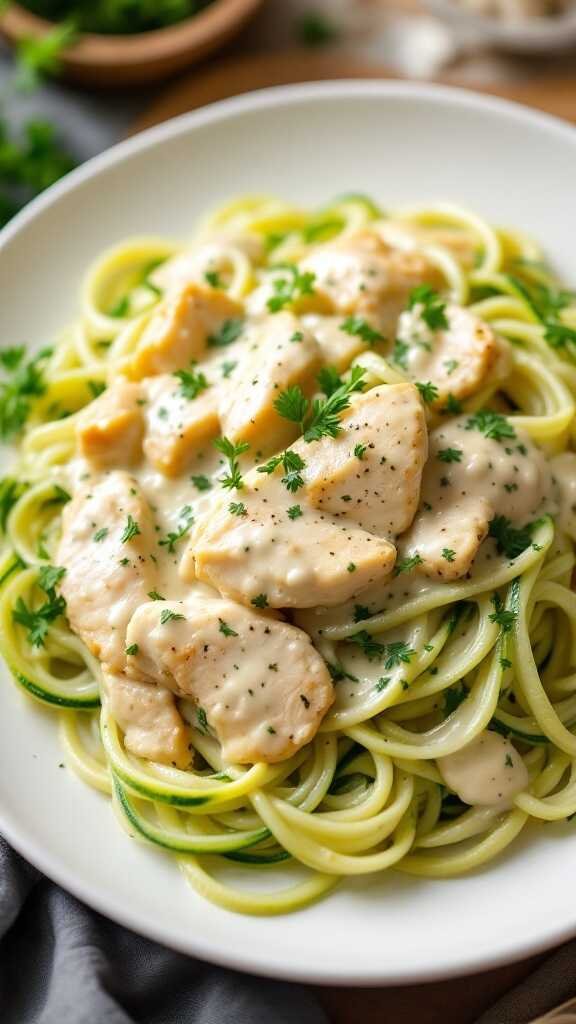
<box><xmin>0</xmin><ymin>0</ymin><xmax>264</xmax><ymax>87</ymax></box>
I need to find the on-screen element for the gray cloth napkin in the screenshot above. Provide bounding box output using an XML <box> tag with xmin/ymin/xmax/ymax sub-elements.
<box><xmin>0</xmin><ymin>837</ymin><xmax>328</xmax><ymax>1024</ymax></box>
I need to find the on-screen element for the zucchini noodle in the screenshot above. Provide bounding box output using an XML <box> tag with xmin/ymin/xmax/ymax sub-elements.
<box><xmin>1</xmin><ymin>194</ymin><xmax>575</xmax><ymax>916</ymax></box>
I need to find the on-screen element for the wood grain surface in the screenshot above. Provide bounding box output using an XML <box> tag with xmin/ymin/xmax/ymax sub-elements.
<box><xmin>131</xmin><ymin>49</ymin><xmax>576</xmax><ymax>133</ymax></box>
<box><xmin>132</xmin><ymin>49</ymin><xmax>573</xmax><ymax>1021</ymax></box>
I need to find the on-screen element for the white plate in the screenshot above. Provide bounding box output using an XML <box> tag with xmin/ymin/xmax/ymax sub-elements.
<box><xmin>1</xmin><ymin>82</ymin><xmax>576</xmax><ymax>987</ymax></box>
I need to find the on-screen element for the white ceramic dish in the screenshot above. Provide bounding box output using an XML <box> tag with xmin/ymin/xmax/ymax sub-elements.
<box><xmin>1</xmin><ymin>81</ymin><xmax>576</xmax><ymax>986</ymax></box>
<box><xmin>424</xmin><ymin>0</ymin><xmax>576</xmax><ymax>53</ymax></box>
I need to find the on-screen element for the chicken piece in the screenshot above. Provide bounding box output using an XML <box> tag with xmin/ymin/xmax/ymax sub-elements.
<box><xmin>297</xmin><ymin>384</ymin><xmax>427</xmax><ymax>539</ymax></box>
<box><xmin>304</xmin><ymin>314</ymin><xmax>369</xmax><ymax>371</ymax></box>
<box><xmin>218</xmin><ymin>312</ymin><xmax>322</xmax><ymax>455</ymax></box>
<box><xmin>126</xmin><ymin>282</ymin><xmax>243</xmax><ymax>380</ymax></box>
<box><xmin>125</xmin><ymin>589</ymin><xmax>333</xmax><ymax>764</ymax></box>
<box><xmin>142</xmin><ymin>374</ymin><xmax>219</xmax><ymax>476</ymax></box>
<box><xmin>395</xmin><ymin>304</ymin><xmax>509</xmax><ymax>408</ymax></box>
<box><xmin>77</xmin><ymin>379</ymin><xmax>143</xmax><ymax>468</ymax></box>
<box><xmin>299</xmin><ymin>232</ymin><xmax>442</xmax><ymax>335</ymax></box>
<box><xmin>150</xmin><ymin>233</ymin><xmax>265</xmax><ymax>293</ymax></box>
<box><xmin>183</xmin><ymin>474</ymin><xmax>396</xmax><ymax>609</ymax></box>
<box><xmin>57</xmin><ymin>471</ymin><xmax>158</xmax><ymax>671</ymax></box>
<box><xmin>105</xmin><ymin>672</ymin><xmax>191</xmax><ymax>769</ymax></box>
<box><xmin>438</xmin><ymin>730</ymin><xmax>528</xmax><ymax>810</ymax></box>
<box><xmin>401</xmin><ymin>416</ymin><xmax>554</xmax><ymax>580</ymax></box>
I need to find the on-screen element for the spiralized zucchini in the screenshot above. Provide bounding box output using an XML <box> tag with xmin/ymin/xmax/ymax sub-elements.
<box><xmin>1</xmin><ymin>194</ymin><xmax>575</xmax><ymax>915</ymax></box>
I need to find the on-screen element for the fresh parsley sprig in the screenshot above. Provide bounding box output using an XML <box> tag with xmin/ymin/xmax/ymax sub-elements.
<box><xmin>12</xmin><ymin>563</ymin><xmax>66</xmax><ymax>647</ymax></box>
<box><xmin>340</xmin><ymin>316</ymin><xmax>384</xmax><ymax>345</ymax></box>
<box><xmin>173</xmin><ymin>368</ymin><xmax>208</xmax><ymax>400</ymax></box>
<box><xmin>258</xmin><ymin>450</ymin><xmax>306</xmax><ymax>493</ymax></box>
<box><xmin>214</xmin><ymin>436</ymin><xmax>250</xmax><ymax>491</ymax></box>
<box><xmin>159</xmin><ymin>505</ymin><xmax>194</xmax><ymax>553</ymax></box>
<box><xmin>0</xmin><ymin>346</ymin><xmax>52</xmax><ymax>440</ymax></box>
<box><xmin>266</xmin><ymin>264</ymin><xmax>316</xmax><ymax>313</ymax></box>
<box><xmin>408</xmin><ymin>284</ymin><xmax>448</xmax><ymax>330</ymax></box>
<box><xmin>465</xmin><ymin>409</ymin><xmax>516</xmax><ymax>442</ymax></box>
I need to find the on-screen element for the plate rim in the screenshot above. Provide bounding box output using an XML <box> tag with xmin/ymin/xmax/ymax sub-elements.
<box><xmin>1</xmin><ymin>78</ymin><xmax>576</xmax><ymax>986</ymax></box>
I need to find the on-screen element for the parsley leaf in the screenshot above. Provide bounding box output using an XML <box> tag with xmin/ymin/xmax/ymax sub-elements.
<box><xmin>544</xmin><ymin>322</ymin><xmax>576</xmax><ymax>356</ymax></box>
<box><xmin>160</xmin><ymin>609</ymin><xmax>185</xmax><ymax>624</ymax></box>
<box><xmin>346</xmin><ymin>631</ymin><xmax>415</xmax><ymax>670</ymax></box>
<box><xmin>489</xmin><ymin>592</ymin><xmax>517</xmax><ymax>633</ymax></box>
<box><xmin>0</xmin><ymin>477</ymin><xmax>27</xmax><ymax>532</ymax></box>
<box><xmin>442</xmin><ymin>548</ymin><xmax>456</xmax><ymax>562</ymax></box>
<box><xmin>273</xmin><ymin>385</ymin><xmax>309</xmax><ymax>430</ymax></box>
<box><xmin>0</xmin><ymin>346</ymin><xmax>51</xmax><ymax>440</ymax></box>
<box><xmin>159</xmin><ymin>505</ymin><xmax>194</xmax><ymax>552</ymax></box>
<box><xmin>394</xmin><ymin>553</ymin><xmax>423</xmax><ymax>576</ymax></box>
<box><xmin>218</xmin><ymin>617</ymin><xmax>238</xmax><ymax>637</ymax></box>
<box><xmin>12</xmin><ymin>563</ymin><xmax>66</xmax><ymax>647</ymax></box>
<box><xmin>303</xmin><ymin>365</ymin><xmax>365</xmax><ymax>442</ymax></box>
<box><xmin>488</xmin><ymin>515</ymin><xmax>534</xmax><ymax>558</ymax></box>
<box><xmin>465</xmin><ymin>409</ymin><xmax>516</xmax><ymax>442</ymax></box>
<box><xmin>251</xmin><ymin>593</ymin><xmax>269</xmax><ymax>608</ymax></box>
<box><xmin>340</xmin><ymin>316</ymin><xmax>384</xmax><ymax>345</ymax></box>
<box><xmin>437</xmin><ymin>447</ymin><xmax>462</xmax><ymax>463</ymax></box>
<box><xmin>408</xmin><ymin>284</ymin><xmax>448</xmax><ymax>330</ymax></box>
<box><xmin>229</xmin><ymin>501</ymin><xmax>248</xmax><ymax>517</ymax></box>
<box><xmin>125</xmin><ymin>643</ymin><xmax>139</xmax><ymax>656</ymax></box>
<box><xmin>207</xmin><ymin>318</ymin><xmax>244</xmax><ymax>348</ymax></box>
<box><xmin>287</xmin><ymin>504</ymin><xmax>303</xmax><ymax>520</ymax></box>
<box><xmin>147</xmin><ymin>590</ymin><xmax>165</xmax><ymax>601</ymax></box>
<box><xmin>266</xmin><ymin>264</ymin><xmax>316</xmax><ymax>313</ymax></box>
<box><xmin>317</xmin><ymin>365</ymin><xmax>343</xmax><ymax>398</ymax></box>
<box><xmin>204</xmin><ymin>270</ymin><xmax>221</xmax><ymax>288</ymax></box>
<box><xmin>391</xmin><ymin>338</ymin><xmax>409</xmax><ymax>370</ymax></box>
<box><xmin>415</xmin><ymin>381</ymin><xmax>439</xmax><ymax>405</ymax></box>
<box><xmin>93</xmin><ymin>527</ymin><xmax>108</xmax><ymax>543</ymax></box>
<box><xmin>214</xmin><ymin>436</ymin><xmax>250</xmax><ymax>491</ymax></box>
<box><xmin>258</xmin><ymin>449</ymin><xmax>306</xmax><ymax>493</ymax></box>
<box><xmin>173</xmin><ymin>368</ymin><xmax>209</xmax><ymax>401</ymax></box>
<box><xmin>191</xmin><ymin>474</ymin><xmax>212</xmax><ymax>492</ymax></box>
<box><xmin>0</xmin><ymin>347</ymin><xmax>25</xmax><ymax>371</ymax></box>
<box><xmin>120</xmin><ymin>515</ymin><xmax>140</xmax><ymax>543</ymax></box>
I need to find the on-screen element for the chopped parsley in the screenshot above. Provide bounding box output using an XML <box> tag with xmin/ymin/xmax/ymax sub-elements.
<box><xmin>317</xmin><ymin>365</ymin><xmax>343</xmax><ymax>398</ymax></box>
<box><xmin>12</xmin><ymin>563</ymin><xmax>66</xmax><ymax>647</ymax></box>
<box><xmin>287</xmin><ymin>504</ymin><xmax>303</xmax><ymax>519</ymax></box>
<box><xmin>120</xmin><ymin>515</ymin><xmax>141</xmax><ymax>543</ymax></box>
<box><xmin>543</xmin><ymin>322</ymin><xmax>576</xmax><ymax>356</ymax></box>
<box><xmin>442</xmin><ymin>548</ymin><xmax>456</xmax><ymax>563</ymax></box>
<box><xmin>465</xmin><ymin>409</ymin><xmax>516</xmax><ymax>442</ymax></box>
<box><xmin>229</xmin><ymin>501</ymin><xmax>248</xmax><ymax>517</ymax></box>
<box><xmin>488</xmin><ymin>515</ymin><xmax>534</xmax><ymax>559</ymax></box>
<box><xmin>204</xmin><ymin>270</ymin><xmax>221</xmax><ymax>288</ymax></box>
<box><xmin>505</xmin><ymin>753</ymin><xmax>514</xmax><ymax>768</ymax></box>
<box><xmin>251</xmin><ymin>593</ymin><xmax>269</xmax><ymax>609</ymax></box>
<box><xmin>441</xmin><ymin>393</ymin><xmax>463</xmax><ymax>415</ymax></box>
<box><xmin>347</xmin><ymin>562</ymin><xmax>356</xmax><ymax>573</ymax></box>
<box><xmin>258</xmin><ymin>449</ymin><xmax>306</xmax><ymax>493</ymax></box>
<box><xmin>214</xmin><ymin>436</ymin><xmax>250</xmax><ymax>491</ymax></box>
<box><xmin>0</xmin><ymin>346</ymin><xmax>52</xmax><ymax>440</ymax></box>
<box><xmin>290</xmin><ymin>331</ymin><xmax>304</xmax><ymax>343</ymax></box>
<box><xmin>394</xmin><ymin>553</ymin><xmax>423</xmax><ymax>576</ymax></box>
<box><xmin>354</xmin><ymin>443</ymin><xmax>367</xmax><ymax>460</ymax></box>
<box><xmin>87</xmin><ymin>380</ymin><xmax>106</xmax><ymax>399</ymax></box>
<box><xmin>391</xmin><ymin>338</ymin><xmax>409</xmax><ymax>370</ymax></box>
<box><xmin>489</xmin><ymin>592</ymin><xmax>517</xmax><ymax>633</ymax></box>
<box><xmin>415</xmin><ymin>381</ymin><xmax>439</xmax><ymax>405</ymax></box>
<box><xmin>0</xmin><ymin>478</ymin><xmax>27</xmax><ymax>531</ymax></box>
<box><xmin>125</xmin><ymin>643</ymin><xmax>139</xmax><ymax>656</ymax></box>
<box><xmin>273</xmin><ymin>365</ymin><xmax>365</xmax><ymax>443</ymax></box>
<box><xmin>218</xmin><ymin>618</ymin><xmax>238</xmax><ymax>637</ymax></box>
<box><xmin>191</xmin><ymin>474</ymin><xmax>212</xmax><ymax>492</ymax></box>
<box><xmin>160</xmin><ymin>609</ymin><xmax>185</xmax><ymax>625</ymax></box>
<box><xmin>375</xmin><ymin>676</ymin><xmax>391</xmax><ymax>692</ymax></box>
<box><xmin>147</xmin><ymin>590</ymin><xmax>165</xmax><ymax>601</ymax></box>
<box><xmin>207</xmin><ymin>318</ymin><xmax>244</xmax><ymax>348</ymax></box>
<box><xmin>346</xmin><ymin>631</ymin><xmax>415</xmax><ymax>669</ymax></box>
<box><xmin>173</xmin><ymin>368</ymin><xmax>209</xmax><ymax>401</ymax></box>
<box><xmin>437</xmin><ymin>447</ymin><xmax>462</xmax><ymax>463</ymax></box>
<box><xmin>221</xmin><ymin>360</ymin><xmax>237</xmax><ymax>379</ymax></box>
<box><xmin>159</xmin><ymin>505</ymin><xmax>194</xmax><ymax>552</ymax></box>
<box><xmin>196</xmin><ymin>707</ymin><xmax>208</xmax><ymax>733</ymax></box>
<box><xmin>340</xmin><ymin>315</ymin><xmax>384</xmax><ymax>345</ymax></box>
<box><xmin>353</xmin><ymin>604</ymin><xmax>372</xmax><ymax>622</ymax></box>
<box><xmin>408</xmin><ymin>284</ymin><xmax>448</xmax><ymax>330</ymax></box>
<box><xmin>266</xmin><ymin>264</ymin><xmax>316</xmax><ymax>312</ymax></box>
<box><xmin>93</xmin><ymin>527</ymin><xmax>108</xmax><ymax>543</ymax></box>
<box><xmin>444</xmin><ymin>359</ymin><xmax>459</xmax><ymax>375</ymax></box>
<box><xmin>444</xmin><ymin>682</ymin><xmax>467</xmax><ymax>715</ymax></box>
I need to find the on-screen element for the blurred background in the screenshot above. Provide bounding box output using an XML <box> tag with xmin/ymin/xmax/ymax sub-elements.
<box><xmin>0</xmin><ymin>0</ymin><xmax>575</xmax><ymax>231</ymax></box>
